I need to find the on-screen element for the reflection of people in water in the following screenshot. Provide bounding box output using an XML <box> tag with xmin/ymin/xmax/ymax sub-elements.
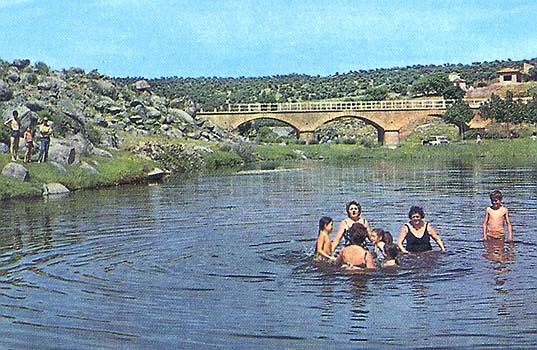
<box><xmin>331</xmin><ymin>200</ymin><xmax>371</xmax><ymax>254</ymax></box>
<box><xmin>334</xmin><ymin>223</ymin><xmax>375</xmax><ymax>269</ymax></box>
<box><xmin>483</xmin><ymin>239</ymin><xmax>515</xmax><ymax>264</ymax></box>
<box><xmin>397</xmin><ymin>206</ymin><xmax>446</xmax><ymax>254</ymax></box>
<box><xmin>482</xmin><ymin>190</ymin><xmax>513</xmax><ymax>243</ymax></box>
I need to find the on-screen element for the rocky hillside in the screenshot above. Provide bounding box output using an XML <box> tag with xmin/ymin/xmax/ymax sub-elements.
<box><xmin>0</xmin><ymin>58</ymin><xmax>241</xmax><ymax>168</ymax></box>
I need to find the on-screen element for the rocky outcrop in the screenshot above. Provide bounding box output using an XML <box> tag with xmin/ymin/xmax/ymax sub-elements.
<box><xmin>0</xmin><ymin>57</ymin><xmax>244</xmax><ymax>172</ymax></box>
<box><xmin>2</xmin><ymin>163</ymin><xmax>29</xmax><ymax>181</ymax></box>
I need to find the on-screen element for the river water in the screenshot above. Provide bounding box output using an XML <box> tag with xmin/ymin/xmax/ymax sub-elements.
<box><xmin>0</xmin><ymin>160</ymin><xmax>536</xmax><ymax>349</ymax></box>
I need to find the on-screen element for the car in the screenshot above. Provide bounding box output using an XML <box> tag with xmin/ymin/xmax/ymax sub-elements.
<box><xmin>423</xmin><ymin>136</ymin><xmax>450</xmax><ymax>145</ymax></box>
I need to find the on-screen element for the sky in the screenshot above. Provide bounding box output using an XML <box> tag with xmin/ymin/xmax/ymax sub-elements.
<box><xmin>1</xmin><ymin>0</ymin><xmax>537</xmax><ymax>79</ymax></box>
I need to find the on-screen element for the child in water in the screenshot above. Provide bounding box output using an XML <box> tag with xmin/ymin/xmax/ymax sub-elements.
<box><xmin>381</xmin><ymin>243</ymin><xmax>399</xmax><ymax>268</ymax></box>
<box><xmin>316</xmin><ymin>216</ymin><xmax>336</xmax><ymax>261</ymax></box>
<box><xmin>482</xmin><ymin>190</ymin><xmax>513</xmax><ymax>242</ymax></box>
<box><xmin>369</xmin><ymin>228</ymin><xmax>394</xmax><ymax>258</ymax></box>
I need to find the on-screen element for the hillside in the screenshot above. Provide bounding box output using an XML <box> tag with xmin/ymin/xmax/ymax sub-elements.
<box><xmin>115</xmin><ymin>57</ymin><xmax>537</xmax><ymax>110</ymax></box>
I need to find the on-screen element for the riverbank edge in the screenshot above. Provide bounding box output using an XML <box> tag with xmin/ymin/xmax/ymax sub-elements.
<box><xmin>2</xmin><ymin>137</ymin><xmax>537</xmax><ymax>202</ymax></box>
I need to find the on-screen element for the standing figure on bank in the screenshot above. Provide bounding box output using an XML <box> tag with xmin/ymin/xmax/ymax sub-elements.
<box><xmin>8</xmin><ymin>110</ymin><xmax>20</xmax><ymax>161</ymax></box>
<box><xmin>37</xmin><ymin>117</ymin><xmax>52</xmax><ymax>163</ymax></box>
<box><xmin>331</xmin><ymin>200</ymin><xmax>371</xmax><ymax>254</ymax></box>
<box><xmin>482</xmin><ymin>190</ymin><xmax>513</xmax><ymax>242</ymax></box>
<box><xmin>23</xmin><ymin>126</ymin><xmax>33</xmax><ymax>163</ymax></box>
<box><xmin>397</xmin><ymin>206</ymin><xmax>446</xmax><ymax>254</ymax></box>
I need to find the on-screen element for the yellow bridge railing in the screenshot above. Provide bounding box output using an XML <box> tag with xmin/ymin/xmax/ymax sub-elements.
<box><xmin>201</xmin><ymin>99</ymin><xmax>497</xmax><ymax>113</ymax></box>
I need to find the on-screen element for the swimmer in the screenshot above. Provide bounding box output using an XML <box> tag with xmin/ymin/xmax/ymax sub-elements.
<box><xmin>334</xmin><ymin>223</ymin><xmax>375</xmax><ymax>269</ymax></box>
<box><xmin>482</xmin><ymin>190</ymin><xmax>513</xmax><ymax>242</ymax></box>
<box><xmin>381</xmin><ymin>243</ymin><xmax>399</xmax><ymax>268</ymax></box>
<box><xmin>315</xmin><ymin>216</ymin><xmax>336</xmax><ymax>262</ymax></box>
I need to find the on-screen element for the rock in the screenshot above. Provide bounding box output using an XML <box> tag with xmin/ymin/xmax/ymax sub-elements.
<box><xmin>91</xmin><ymin>80</ymin><xmax>117</xmax><ymax>99</ymax></box>
<box><xmin>0</xmin><ymin>143</ymin><xmax>9</xmax><ymax>153</ymax></box>
<box><xmin>168</xmin><ymin>108</ymin><xmax>194</xmax><ymax>123</ymax></box>
<box><xmin>134</xmin><ymin>80</ymin><xmax>151</xmax><ymax>91</ymax></box>
<box><xmin>2</xmin><ymin>163</ymin><xmax>29</xmax><ymax>181</ymax></box>
<box><xmin>26</xmin><ymin>100</ymin><xmax>46</xmax><ymax>111</ymax></box>
<box><xmin>7</xmin><ymin>71</ymin><xmax>19</xmax><ymax>82</ymax></box>
<box><xmin>79</xmin><ymin>161</ymin><xmax>99</xmax><ymax>174</ymax></box>
<box><xmin>147</xmin><ymin>167</ymin><xmax>167</xmax><ymax>180</ymax></box>
<box><xmin>91</xmin><ymin>147</ymin><xmax>114</xmax><ymax>158</ymax></box>
<box><xmin>49</xmin><ymin>143</ymin><xmax>76</xmax><ymax>165</ymax></box>
<box><xmin>145</xmin><ymin>106</ymin><xmax>161</xmax><ymax>119</ymax></box>
<box><xmin>49</xmin><ymin>161</ymin><xmax>67</xmax><ymax>173</ymax></box>
<box><xmin>0</xmin><ymin>81</ymin><xmax>13</xmax><ymax>101</ymax></box>
<box><xmin>42</xmin><ymin>183</ymin><xmax>70</xmax><ymax>195</ymax></box>
<box><xmin>12</xmin><ymin>59</ymin><xmax>31</xmax><ymax>70</ymax></box>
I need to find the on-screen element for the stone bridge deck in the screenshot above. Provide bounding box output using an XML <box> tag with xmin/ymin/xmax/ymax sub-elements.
<box><xmin>198</xmin><ymin>99</ymin><xmax>487</xmax><ymax>147</ymax></box>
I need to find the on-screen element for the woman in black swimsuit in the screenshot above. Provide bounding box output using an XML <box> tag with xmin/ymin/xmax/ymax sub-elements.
<box><xmin>397</xmin><ymin>206</ymin><xmax>446</xmax><ymax>253</ymax></box>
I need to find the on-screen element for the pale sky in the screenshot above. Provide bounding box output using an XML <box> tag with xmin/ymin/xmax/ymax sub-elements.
<box><xmin>1</xmin><ymin>0</ymin><xmax>536</xmax><ymax>78</ymax></box>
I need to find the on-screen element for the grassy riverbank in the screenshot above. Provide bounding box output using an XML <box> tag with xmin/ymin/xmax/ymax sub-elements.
<box><xmin>2</xmin><ymin>137</ymin><xmax>536</xmax><ymax>201</ymax></box>
<box><xmin>252</xmin><ymin>138</ymin><xmax>537</xmax><ymax>165</ymax></box>
<box><xmin>0</xmin><ymin>152</ymin><xmax>156</xmax><ymax>200</ymax></box>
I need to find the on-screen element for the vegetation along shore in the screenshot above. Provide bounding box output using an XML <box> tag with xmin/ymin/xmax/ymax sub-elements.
<box><xmin>2</xmin><ymin>56</ymin><xmax>537</xmax><ymax>200</ymax></box>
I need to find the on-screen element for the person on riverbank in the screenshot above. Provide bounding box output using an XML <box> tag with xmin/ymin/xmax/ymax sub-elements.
<box><xmin>334</xmin><ymin>222</ymin><xmax>375</xmax><ymax>269</ymax></box>
<box><xmin>397</xmin><ymin>206</ymin><xmax>446</xmax><ymax>254</ymax></box>
<box><xmin>315</xmin><ymin>216</ymin><xmax>336</xmax><ymax>262</ymax></box>
<box><xmin>7</xmin><ymin>110</ymin><xmax>20</xmax><ymax>161</ymax></box>
<box><xmin>37</xmin><ymin>117</ymin><xmax>52</xmax><ymax>163</ymax></box>
<box><xmin>331</xmin><ymin>200</ymin><xmax>371</xmax><ymax>254</ymax></box>
<box><xmin>482</xmin><ymin>190</ymin><xmax>513</xmax><ymax>242</ymax></box>
<box><xmin>23</xmin><ymin>126</ymin><xmax>33</xmax><ymax>163</ymax></box>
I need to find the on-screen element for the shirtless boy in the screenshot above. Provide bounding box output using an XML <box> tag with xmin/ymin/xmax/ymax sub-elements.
<box><xmin>482</xmin><ymin>190</ymin><xmax>513</xmax><ymax>242</ymax></box>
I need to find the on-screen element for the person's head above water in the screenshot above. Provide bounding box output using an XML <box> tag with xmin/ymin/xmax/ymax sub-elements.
<box><xmin>348</xmin><ymin>222</ymin><xmax>368</xmax><ymax>246</ymax></box>
<box><xmin>346</xmin><ymin>200</ymin><xmax>362</xmax><ymax>218</ymax></box>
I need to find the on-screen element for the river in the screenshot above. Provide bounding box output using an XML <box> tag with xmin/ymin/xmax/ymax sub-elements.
<box><xmin>0</xmin><ymin>160</ymin><xmax>536</xmax><ymax>349</ymax></box>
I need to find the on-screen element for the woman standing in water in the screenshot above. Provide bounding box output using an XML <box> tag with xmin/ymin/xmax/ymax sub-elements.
<box><xmin>397</xmin><ymin>206</ymin><xmax>446</xmax><ymax>254</ymax></box>
<box><xmin>331</xmin><ymin>200</ymin><xmax>371</xmax><ymax>254</ymax></box>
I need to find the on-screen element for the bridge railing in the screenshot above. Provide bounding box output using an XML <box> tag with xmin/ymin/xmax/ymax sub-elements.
<box><xmin>201</xmin><ymin>99</ymin><xmax>492</xmax><ymax>113</ymax></box>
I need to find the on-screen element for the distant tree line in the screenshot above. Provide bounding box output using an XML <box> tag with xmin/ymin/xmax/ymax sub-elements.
<box><xmin>113</xmin><ymin>58</ymin><xmax>537</xmax><ymax>110</ymax></box>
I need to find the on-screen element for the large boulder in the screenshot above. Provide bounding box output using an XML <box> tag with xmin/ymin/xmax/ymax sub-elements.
<box><xmin>42</xmin><ymin>183</ymin><xmax>70</xmax><ymax>195</ymax></box>
<box><xmin>134</xmin><ymin>80</ymin><xmax>150</xmax><ymax>91</ymax></box>
<box><xmin>2</xmin><ymin>163</ymin><xmax>29</xmax><ymax>181</ymax></box>
<box><xmin>0</xmin><ymin>143</ymin><xmax>8</xmax><ymax>153</ymax></box>
<box><xmin>49</xmin><ymin>143</ymin><xmax>76</xmax><ymax>165</ymax></box>
<box><xmin>91</xmin><ymin>80</ymin><xmax>117</xmax><ymax>99</ymax></box>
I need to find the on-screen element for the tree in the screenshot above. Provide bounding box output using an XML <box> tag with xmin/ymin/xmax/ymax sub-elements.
<box><xmin>442</xmin><ymin>100</ymin><xmax>474</xmax><ymax>138</ymax></box>
<box><xmin>410</xmin><ymin>73</ymin><xmax>450</xmax><ymax>97</ymax></box>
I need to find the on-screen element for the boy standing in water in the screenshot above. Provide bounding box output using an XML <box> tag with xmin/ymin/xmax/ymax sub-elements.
<box><xmin>316</xmin><ymin>217</ymin><xmax>336</xmax><ymax>261</ymax></box>
<box><xmin>482</xmin><ymin>190</ymin><xmax>513</xmax><ymax>242</ymax></box>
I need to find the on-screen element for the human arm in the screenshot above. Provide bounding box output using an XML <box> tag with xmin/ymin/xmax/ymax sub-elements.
<box><xmin>427</xmin><ymin>224</ymin><xmax>446</xmax><ymax>252</ymax></box>
<box><xmin>505</xmin><ymin>208</ymin><xmax>513</xmax><ymax>242</ymax></box>
<box><xmin>365</xmin><ymin>251</ymin><xmax>376</xmax><ymax>269</ymax></box>
<box><xmin>316</xmin><ymin>234</ymin><xmax>336</xmax><ymax>261</ymax></box>
<box><xmin>482</xmin><ymin>209</ymin><xmax>490</xmax><ymax>240</ymax></box>
<box><xmin>331</xmin><ymin>219</ymin><xmax>346</xmax><ymax>254</ymax></box>
<box><xmin>397</xmin><ymin>225</ymin><xmax>409</xmax><ymax>254</ymax></box>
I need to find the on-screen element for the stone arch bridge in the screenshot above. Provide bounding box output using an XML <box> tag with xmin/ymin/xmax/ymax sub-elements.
<box><xmin>197</xmin><ymin>99</ymin><xmax>485</xmax><ymax>148</ymax></box>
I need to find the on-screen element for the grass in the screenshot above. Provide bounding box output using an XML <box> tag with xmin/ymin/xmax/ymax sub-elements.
<box><xmin>0</xmin><ymin>152</ymin><xmax>156</xmax><ymax>200</ymax></box>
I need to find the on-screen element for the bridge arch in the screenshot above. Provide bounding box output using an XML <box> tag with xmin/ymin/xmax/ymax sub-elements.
<box><xmin>315</xmin><ymin>113</ymin><xmax>385</xmax><ymax>144</ymax></box>
<box><xmin>233</xmin><ymin>116</ymin><xmax>300</xmax><ymax>139</ymax></box>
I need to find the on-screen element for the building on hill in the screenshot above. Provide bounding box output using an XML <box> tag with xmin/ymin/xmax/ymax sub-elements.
<box><xmin>448</xmin><ymin>73</ymin><xmax>467</xmax><ymax>91</ymax></box>
<box><xmin>498</xmin><ymin>67</ymin><xmax>523</xmax><ymax>84</ymax></box>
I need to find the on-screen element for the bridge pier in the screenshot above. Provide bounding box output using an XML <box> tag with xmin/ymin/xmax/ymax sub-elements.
<box><xmin>298</xmin><ymin>131</ymin><xmax>316</xmax><ymax>144</ymax></box>
<box><xmin>383</xmin><ymin>130</ymin><xmax>400</xmax><ymax>149</ymax></box>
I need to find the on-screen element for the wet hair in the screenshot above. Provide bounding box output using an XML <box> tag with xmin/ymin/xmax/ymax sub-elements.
<box><xmin>408</xmin><ymin>206</ymin><xmax>425</xmax><ymax>220</ymax></box>
<box><xmin>490</xmin><ymin>190</ymin><xmax>503</xmax><ymax>202</ymax></box>
<box><xmin>12</xmin><ymin>110</ymin><xmax>18</xmax><ymax>117</ymax></box>
<box><xmin>346</xmin><ymin>200</ymin><xmax>362</xmax><ymax>216</ymax></box>
<box><xmin>382</xmin><ymin>231</ymin><xmax>394</xmax><ymax>244</ymax></box>
<box><xmin>318</xmin><ymin>216</ymin><xmax>333</xmax><ymax>233</ymax></box>
<box><xmin>348</xmin><ymin>222</ymin><xmax>368</xmax><ymax>246</ymax></box>
<box><xmin>384</xmin><ymin>243</ymin><xmax>399</xmax><ymax>260</ymax></box>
